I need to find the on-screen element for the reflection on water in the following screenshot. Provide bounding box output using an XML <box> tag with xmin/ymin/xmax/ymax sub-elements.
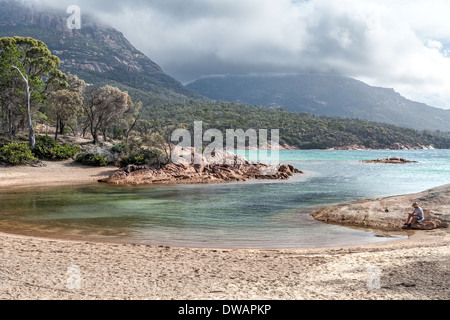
<box><xmin>0</xmin><ymin>150</ymin><xmax>449</xmax><ymax>249</ymax></box>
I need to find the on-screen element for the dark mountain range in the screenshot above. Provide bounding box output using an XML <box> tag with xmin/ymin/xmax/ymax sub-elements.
<box><xmin>1</xmin><ymin>0</ymin><xmax>449</xmax><ymax>150</ymax></box>
<box><xmin>0</xmin><ymin>0</ymin><xmax>204</xmax><ymax>105</ymax></box>
<box><xmin>187</xmin><ymin>73</ymin><xmax>450</xmax><ymax>132</ymax></box>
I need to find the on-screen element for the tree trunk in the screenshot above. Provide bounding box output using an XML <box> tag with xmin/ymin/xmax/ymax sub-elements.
<box><xmin>25</xmin><ymin>78</ymin><xmax>35</xmax><ymax>149</ymax></box>
<box><xmin>82</xmin><ymin>125</ymin><xmax>89</xmax><ymax>138</ymax></box>
<box><xmin>12</xmin><ymin>66</ymin><xmax>35</xmax><ymax>149</ymax></box>
<box><xmin>59</xmin><ymin>119</ymin><xmax>65</xmax><ymax>135</ymax></box>
<box><xmin>89</xmin><ymin>115</ymin><xmax>99</xmax><ymax>145</ymax></box>
<box><xmin>125</xmin><ymin>114</ymin><xmax>140</xmax><ymax>142</ymax></box>
<box><xmin>55</xmin><ymin>117</ymin><xmax>59</xmax><ymax>141</ymax></box>
<box><xmin>92</xmin><ymin>126</ymin><xmax>99</xmax><ymax>145</ymax></box>
<box><xmin>7</xmin><ymin>106</ymin><xmax>12</xmax><ymax>140</ymax></box>
<box><xmin>69</xmin><ymin>125</ymin><xmax>77</xmax><ymax>137</ymax></box>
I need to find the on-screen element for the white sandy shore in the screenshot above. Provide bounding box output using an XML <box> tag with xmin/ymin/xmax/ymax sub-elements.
<box><xmin>0</xmin><ymin>230</ymin><xmax>448</xmax><ymax>300</ymax></box>
<box><xmin>0</xmin><ymin>160</ymin><xmax>117</xmax><ymax>189</ymax></box>
<box><xmin>0</xmin><ymin>161</ymin><xmax>449</xmax><ymax>300</ymax></box>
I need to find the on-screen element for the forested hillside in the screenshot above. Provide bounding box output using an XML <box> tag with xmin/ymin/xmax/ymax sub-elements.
<box><xmin>187</xmin><ymin>74</ymin><xmax>450</xmax><ymax>132</ymax></box>
<box><xmin>138</xmin><ymin>101</ymin><xmax>450</xmax><ymax>150</ymax></box>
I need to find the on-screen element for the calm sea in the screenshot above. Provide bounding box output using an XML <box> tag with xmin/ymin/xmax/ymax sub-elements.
<box><xmin>0</xmin><ymin>150</ymin><xmax>449</xmax><ymax>249</ymax></box>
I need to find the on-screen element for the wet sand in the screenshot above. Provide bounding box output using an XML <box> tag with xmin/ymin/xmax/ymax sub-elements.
<box><xmin>0</xmin><ymin>162</ymin><xmax>448</xmax><ymax>300</ymax></box>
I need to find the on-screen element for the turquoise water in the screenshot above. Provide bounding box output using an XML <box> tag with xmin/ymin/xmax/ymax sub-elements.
<box><xmin>0</xmin><ymin>150</ymin><xmax>448</xmax><ymax>249</ymax></box>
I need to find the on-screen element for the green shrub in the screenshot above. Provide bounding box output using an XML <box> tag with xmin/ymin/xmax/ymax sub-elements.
<box><xmin>33</xmin><ymin>136</ymin><xmax>81</xmax><ymax>160</ymax></box>
<box><xmin>111</xmin><ymin>142</ymin><xmax>128</xmax><ymax>154</ymax></box>
<box><xmin>0</xmin><ymin>142</ymin><xmax>37</xmax><ymax>165</ymax></box>
<box><xmin>54</xmin><ymin>144</ymin><xmax>81</xmax><ymax>159</ymax></box>
<box><xmin>119</xmin><ymin>154</ymin><xmax>146</xmax><ymax>167</ymax></box>
<box><xmin>119</xmin><ymin>148</ymin><xmax>164</xmax><ymax>168</ymax></box>
<box><xmin>76</xmin><ymin>153</ymin><xmax>107</xmax><ymax>167</ymax></box>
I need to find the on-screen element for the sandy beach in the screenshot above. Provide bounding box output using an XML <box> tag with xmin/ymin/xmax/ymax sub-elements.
<box><xmin>0</xmin><ymin>162</ymin><xmax>449</xmax><ymax>300</ymax></box>
<box><xmin>0</xmin><ymin>160</ymin><xmax>117</xmax><ymax>189</ymax></box>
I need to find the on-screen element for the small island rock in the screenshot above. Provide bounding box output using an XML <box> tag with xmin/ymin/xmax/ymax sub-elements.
<box><xmin>362</xmin><ymin>158</ymin><xmax>417</xmax><ymax>164</ymax></box>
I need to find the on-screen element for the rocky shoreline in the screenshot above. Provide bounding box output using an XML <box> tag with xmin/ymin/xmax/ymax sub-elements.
<box><xmin>311</xmin><ymin>184</ymin><xmax>450</xmax><ymax>231</ymax></box>
<box><xmin>102</xmin><ymin>150</ymin><xmax>303</xmax><ymax>185</ymax></box>
<box><xmin>327</xmin><ymin>144</ymin><xmax>436</xmax><ymax>150</ymax></box>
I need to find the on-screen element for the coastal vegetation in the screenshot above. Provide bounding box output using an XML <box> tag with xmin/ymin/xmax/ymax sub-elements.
<box><xmin>33</xmin><ymin>135</ymin><xmax>80</xmax><ymax>161</ymax></box>
<box><xmin>0</xmin><ymin>136</ymin><xmax>81</xmax><ymax>165</ymax></box>
<box><xmin>75</xmin><ymin>152</ymin><xmax>107</xmax><ymax>167</ymax></box>
<box><xmin>1</xmin><ymin>36</ymin><xmax>450</xmax><ymax>167</ymax></box>
<box><xmin>0</xmin><ymin>36</ymin><xmax>67</xmax><ymax>149</ymax></box>
<box><xmin>118</xmin><ymin>148</ymin><xmax>165</xmax><ymax>168</ymax></box>
<box><xmin>0</xmin><ymin>141</ymin><xmax>36</xmax><ymax>165</ymax></box>
<box><xmin>0</xmin><ymin>37</ymin><xmax>141</xmax><ymax>165</ymax></box>
<box><xmin>137</xmin><ymin>101</ymin><xmax>450</xmax><ymax>150</ymax></box>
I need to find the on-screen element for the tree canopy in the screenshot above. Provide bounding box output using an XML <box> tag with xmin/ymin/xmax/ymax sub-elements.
<box><xmin>0</xmin><ymin>36</ymin><xmax>67</xmax><ymax>148</ymax></box>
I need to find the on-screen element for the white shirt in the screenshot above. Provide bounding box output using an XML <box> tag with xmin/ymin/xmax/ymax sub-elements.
<box><xmin>414</xmin><ymin>207</ymin><xmax>424</xmax><ymax>218</ymax></box>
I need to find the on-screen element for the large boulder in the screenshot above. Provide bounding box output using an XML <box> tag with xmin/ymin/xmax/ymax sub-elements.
<box><xmin>311</xmin><ymin>184</ymin><xmax>450</xmax><ymax>231</ymax></box>
<box><xmin>102</xmin><ymin>150</ymin><xmax>303</xmax><ymax>186</ymax></box>
<box><xmin>402</xmin><ymin>220</ymin><xmax>444</xmax><ymax>231</ymax></box>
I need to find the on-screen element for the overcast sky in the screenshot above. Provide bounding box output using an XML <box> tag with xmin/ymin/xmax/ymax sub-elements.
<box><xmin>19</xmin><ymin>0</ymin><xmax>450</xmax><ymax>109</ymax></box>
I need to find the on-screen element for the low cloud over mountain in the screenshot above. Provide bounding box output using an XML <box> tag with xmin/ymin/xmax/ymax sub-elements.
<box><xmin>11</xmin><ymin>0</ymin><xmax>450</xmax><ymax>110</ymax></box>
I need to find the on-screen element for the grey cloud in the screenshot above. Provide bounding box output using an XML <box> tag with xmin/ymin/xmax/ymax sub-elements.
<box><xmin>28</xmin><ymin>0</ymin><xmax>250</xmax><ymax>19</ymax></box>
<box><xmin>13</xmin><ymin>0</ymin><xmax>450</xmax><ymax>108</ymax></box>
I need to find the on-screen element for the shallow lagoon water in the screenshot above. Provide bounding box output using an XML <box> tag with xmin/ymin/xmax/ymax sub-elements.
<box><xmin>0</xmin><ymin>150</ymin><xmax>448</xmax><ymax>249</ymax></box>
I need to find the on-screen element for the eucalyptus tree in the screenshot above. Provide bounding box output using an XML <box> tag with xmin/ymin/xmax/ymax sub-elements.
<box><xmin>47</xmin><ymin>74</ymin><xmax>86</xmax><ymax>140</ymax></box>
<box><xmin>83</xmin><ymin>85</ymin><xmax>134</xmax><ymax>145</ymax></box>
<box><xmin>47</xmin><ymin>90</ymin><xmax>83</xmax><ymax>141</ymax></box>
<box><xmin>0</xmin><ymin>37</ymin><xmax>67</xmax><ymax>148</ymax></box>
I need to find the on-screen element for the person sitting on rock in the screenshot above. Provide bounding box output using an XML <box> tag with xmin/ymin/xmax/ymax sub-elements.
<box><xmin>404</xmin><ymin>202</ymin><xmax>425</xmax><ymax>228</ymax></box>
